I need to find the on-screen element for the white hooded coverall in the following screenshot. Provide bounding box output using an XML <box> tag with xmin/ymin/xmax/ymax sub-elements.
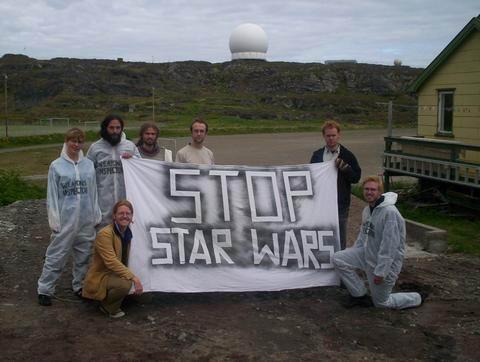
<box><xmin>86</xmin><ymin>137</ymin><xmax>140</xmax><ymax>228</ymax></box>
<box><xmin>37</xmin><ymin>146</ymin><xmax>101</xmax><ymax>296</ymax></box>
<box><xmin>333</xmin><ymin>192</ymin><xmax>421</xmax><ymax>309</ymax></box>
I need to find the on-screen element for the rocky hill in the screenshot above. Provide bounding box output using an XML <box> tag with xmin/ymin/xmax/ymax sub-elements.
<box><xmin>0</xmin><ymin>54</ymin><xmax>422</xmax><ymax>125</ymax></box>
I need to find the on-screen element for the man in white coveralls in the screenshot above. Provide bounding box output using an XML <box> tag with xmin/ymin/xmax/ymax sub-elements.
<box><xmin>38</xmin><ymin>128</ymin><xmax>101</xmax><ymax>306</ymax></box>
<box><xmin>333</xmin><ymin>176</ymin><xmax>427</xmax><ymax>309</ymax></box>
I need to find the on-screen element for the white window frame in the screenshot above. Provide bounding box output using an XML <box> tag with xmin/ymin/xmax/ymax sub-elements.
<box><xmin>437</xmin><ymin>90</ymin><xmax>454</xmax><ymax>134</ymax></box>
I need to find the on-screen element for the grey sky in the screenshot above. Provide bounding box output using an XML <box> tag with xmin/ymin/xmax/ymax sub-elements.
<box><xmin>0</xmin><ymin>0</ymin><xmax>478</xmax><ymax>67</ymax></box>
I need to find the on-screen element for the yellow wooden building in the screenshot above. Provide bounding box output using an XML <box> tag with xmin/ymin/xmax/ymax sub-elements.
<box><xmin>410</xmin><ymin>14</ymin><xmax>480</xmax><ymax>162</ymax></box>
<box><xmin>383</xmin><ymin>15</ymin><xmax>480</xmax><ymax>205</ymax></box>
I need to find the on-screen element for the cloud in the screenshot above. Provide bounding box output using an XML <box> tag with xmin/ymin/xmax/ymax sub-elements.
<box><xmin>0</xmin><ymin>0</ymin><xmax>478</xmax><ymax>66</ymax></box>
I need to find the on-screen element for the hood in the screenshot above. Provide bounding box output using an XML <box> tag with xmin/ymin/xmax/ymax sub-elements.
<box><xmin>60</xmin><ymin>143</ymin><xmax>84</xmax><ymax>164</ymax></box>
<box><xmin>377</xmin><ymin>192</ymin><xmax>398</xmax><ymax>208</ymax></box>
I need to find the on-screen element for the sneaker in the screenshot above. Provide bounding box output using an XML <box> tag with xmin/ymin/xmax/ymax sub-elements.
<box><xmin>38</xmin><ymin>294</ymin><xmax>52</xmax><ymax>306</ymax></box>
<box><xmin>109</xmin><ymin>309</ymin><xmax>126</xmax><ymax>319</ymax></box>
<box><xmin>99</xmin><ymin>305</ymin><xmax>125</xmax><ymax>319</ymax></box>
<box><xmin>342</xmin><ymin>295</ymin><xmax>374</xmax><ymax>309</ymax></box>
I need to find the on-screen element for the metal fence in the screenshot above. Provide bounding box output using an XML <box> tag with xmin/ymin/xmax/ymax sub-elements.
<box><xmin>1</xmin><ymin>118</ymin><xmax>156</xmax><ymax>137</ymax></box>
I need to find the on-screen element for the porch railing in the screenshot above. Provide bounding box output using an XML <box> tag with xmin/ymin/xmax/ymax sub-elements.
<box><xmin>383</xmin><ymin>136</ymin><xmax>480</xmax><ymax>189</ymax></box>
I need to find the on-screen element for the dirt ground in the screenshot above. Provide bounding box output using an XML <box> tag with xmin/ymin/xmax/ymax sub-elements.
<box><xmin>1</xmin><ymin>197</ymin><xmax>479</xmax><ymax>361</ymax></box>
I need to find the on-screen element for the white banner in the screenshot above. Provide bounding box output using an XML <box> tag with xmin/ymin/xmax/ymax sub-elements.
<box><xmin>122</xmin><ymin>159</ymin><xmax>340</xmax><ymax>292</ymax></box>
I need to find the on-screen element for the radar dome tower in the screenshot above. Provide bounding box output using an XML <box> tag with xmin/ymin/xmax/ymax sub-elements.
<box><xmin>229</xmin><ymin>23</ymin><xmax>268</xmax><ymax>61</ymax></box>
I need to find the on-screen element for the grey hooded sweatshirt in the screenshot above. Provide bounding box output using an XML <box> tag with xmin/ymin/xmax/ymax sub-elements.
<box><xmin>353</xmin><ymin>192</ymin><xmax>406</xmax><ymax>278</ymax></box>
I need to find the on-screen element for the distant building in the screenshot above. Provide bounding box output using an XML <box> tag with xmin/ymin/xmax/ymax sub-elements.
<box><xmin>324</xmin><ymin>60</ymin><xmax>357</xmax><ymax>65</ymax></box>
<box><xmin>229</xmin><ymin>23</ymin><xmax>268</xmax><ymax>61</ymax></box>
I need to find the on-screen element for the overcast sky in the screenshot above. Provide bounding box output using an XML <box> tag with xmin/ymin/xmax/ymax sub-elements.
<box><xmin>0</xmin><ymin>0</ymin><xmax>478</xmax><ymax>67</ymax></box>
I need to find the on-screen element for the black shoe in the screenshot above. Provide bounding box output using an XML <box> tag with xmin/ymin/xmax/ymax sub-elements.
<box><xmin>342</xmin><ymin>295</ymin><xmax>373</xmax><ymax>309</ymax></box>
<box><xmin>38</xmin><ymin>294</ymin><xmax>52</xmax><ymax>306</ymax></box>
<box><xmin>73</xmin><ymin>288</ymin><xmax>83</xmax><ymax>299</ymax></box>
<box><xmin>397</xmin><ymin>282</ymin><xmax>431</xmax><ymax>305</ymax></box>
<box><xmin>419</xmin><ymin>291</ymin><xmax>429</xmax><ymax>305</ymax></box>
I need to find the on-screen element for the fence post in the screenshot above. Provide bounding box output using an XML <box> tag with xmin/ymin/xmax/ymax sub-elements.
<box><xmin>3</xmin><ymin>74</ymin><xmax>8</xmax><ymax>138</ymax></box>
<box><xmin>152</xmin><ymin>87</ymin><xmax>155</xmax><ymax>123</ymax></box>
<box><xmin>387</xmin><ymin>100</ymin><xmax>393</xmax><ymax>137</ymax></box>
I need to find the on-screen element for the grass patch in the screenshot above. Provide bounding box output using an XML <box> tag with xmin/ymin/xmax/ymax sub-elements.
<box><xmin>0</xmin><ymin>170</ymin><xmax>46</xmax><ymax>206</ymax></box>
<box><xmin>397</xmin><ymin>205</ymin><xmax>480</xmax><ymax>256</ymax></box>
<box><xmin>0</xmin><ymin>147</ymin><xmax>60</xmax><ymax>176</ymax></box>
<box><xmin>0</xmin><ymin>131</ymin><xmax>99</xmax><ymax>149</ymax></box>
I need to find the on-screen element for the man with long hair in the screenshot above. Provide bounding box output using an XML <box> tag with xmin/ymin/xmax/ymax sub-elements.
<box><xmin>136</xmin><ymin>122</ymin><xmax>172</xmax><ymax>161</ymax></box>
<box><xmin>87</xmin><ymin>114</ymin><xmax>140</xmax><ymax>227</ymax></box>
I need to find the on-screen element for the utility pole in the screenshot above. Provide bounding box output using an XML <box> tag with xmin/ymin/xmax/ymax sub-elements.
<box><xmin>387</xmin><ymin>100</ymin><xmax>393</xmax><ymax>137</ymax></box>
<box><xmin>3</xmin><ymin>74</ymin><xmax>7</xmax><ymax>138</ymax></box>
<box><xmin>376</xmin><ymin>100</ymin><xmax>395</xmax><ymax>192</ymax></box>
<box><xmin>152</xmin><ymin>87</ymin><xmax>155</xmax><ymax>122</ymax></box>
<box><xmin>376</xmin><ymin>100</ymin><xmax>394</xmax><ymax>137</ymax></box>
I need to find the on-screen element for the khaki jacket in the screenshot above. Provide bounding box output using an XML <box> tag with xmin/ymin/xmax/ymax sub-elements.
<box><xmin>83</xmin><ymin>224</ymin><xmax>135</xmax><ymax>300</ymax></box>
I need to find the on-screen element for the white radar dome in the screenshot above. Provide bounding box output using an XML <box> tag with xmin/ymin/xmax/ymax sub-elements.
<box><xmin>229</xmin><ymin>23</ymin><xmax>268</xmax><ymax>61</ymax></box>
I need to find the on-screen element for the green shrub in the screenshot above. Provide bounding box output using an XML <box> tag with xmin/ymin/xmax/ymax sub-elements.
<box><xmin>351</xmin><ymin>184</ymin><xmax>363</xmax><ymax>199</ymax></box>
<box><xmin>0</xmin><ymin>170</ymin><xmax>45</xmax><ymax>206</ymax></box>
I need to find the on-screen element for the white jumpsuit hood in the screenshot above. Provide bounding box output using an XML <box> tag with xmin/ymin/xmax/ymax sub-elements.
<box><xmin>355</xmin><ymin>191</ymin><xmax>405</xmax><ymax>278</ymax></box>
<box><xmin>47</xmin><ymin>144</ymin><xmax>101</xmax><ymax>231</ymax></box>
<box><xmin>379</xmin><ymin>192</ymin><xmax>398</xmax><ymax>207</ymax></box>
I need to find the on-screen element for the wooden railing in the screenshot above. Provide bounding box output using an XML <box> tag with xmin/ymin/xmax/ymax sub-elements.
<box><xmin>383</xmin><ymin>136</ymin><xmax>480</xmax><ymax>189</ymax></box>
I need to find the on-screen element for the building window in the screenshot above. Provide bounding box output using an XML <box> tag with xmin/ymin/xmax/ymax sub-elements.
<box><xmin>437</xmin><ymin>90</ymin><xmax>454</xmax><ymax>134</ymax></box>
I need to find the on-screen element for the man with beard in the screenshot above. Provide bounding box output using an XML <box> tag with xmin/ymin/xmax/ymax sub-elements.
<box><xmin>136</xmin><ymin>122</ymin><xmax>173</xmax><ymax>161</ymax></box>
<box><xmin>333</xmin><ymin>176</ymin><xmax>425</xmax><ymax>309</ymax></box>
<box><xmin>175</xmin><ymin>118</ymin><xmax>214</xmax><ymax>165</ymax></box>
<box><xmin>87</xmin><ymin>114</ymin><xmax>140</xmax><ymax>228</ymax></box>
